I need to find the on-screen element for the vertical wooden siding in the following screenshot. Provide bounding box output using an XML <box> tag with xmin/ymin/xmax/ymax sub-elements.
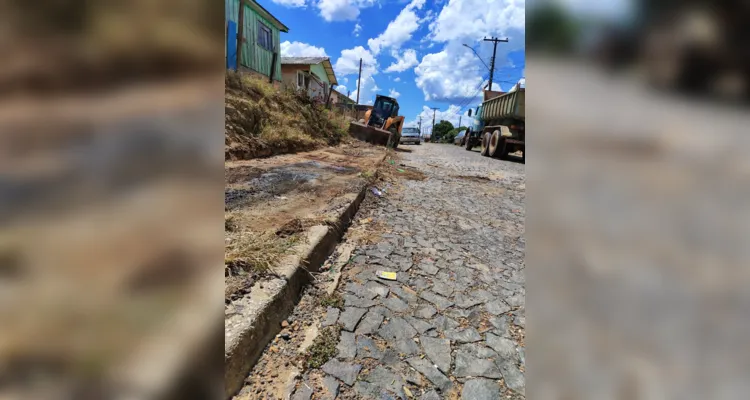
<box><xmin>225</xmin><ymin>0</ymin><xmax>282</xmax><ymax>81</ymax></box>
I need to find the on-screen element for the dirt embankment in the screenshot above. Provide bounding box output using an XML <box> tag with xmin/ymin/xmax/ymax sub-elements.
<box><xmin>225</xmin><ymin>71</ymin><xmax>350</xmax><ymax>160</ymax></box>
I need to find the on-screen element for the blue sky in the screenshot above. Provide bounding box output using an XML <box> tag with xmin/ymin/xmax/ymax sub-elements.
<box><xmin>261</xmin><ymin>0</ymin><xmax>525</xmax><ymax>134</ymax></box>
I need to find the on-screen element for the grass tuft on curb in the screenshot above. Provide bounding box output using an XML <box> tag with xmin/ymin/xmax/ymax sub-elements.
<box><xmin>319</xmin><ymin>292</ymin><xmax>344</xmax><ymax>309</ymax></box>
<box><xmin>305</xmin><ymin>325</ymin><xmax>340</xmax><ymax>369</ymax></box>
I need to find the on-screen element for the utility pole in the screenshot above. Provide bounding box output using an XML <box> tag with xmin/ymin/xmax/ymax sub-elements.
<box><xmin>430</xmin><ymin>107</ymin><xmax>439</xmax><ymax>140</ymax></box>
<box><xmin>236</xmin><ymin>5</ymin><xmax>245</xmax><ymax>70</ymax></box>
<box><xmin>356</xmin><ymin>58</ymin><xmax>363</xmax><ymax>105</ymax></box>
<box><xmin>418</xmin><ymin>117</ymin><xmax>422</xmax><ymax>136</ymax></box>
<box><xmin>483</xmin><ymin>37</ymin><xmax>508</xmax><ymax>91</ymax></box>
<box><xmin>459</xmin><ymin>115</ymin><xmax>462</xmax><ymax>128</ymax></box>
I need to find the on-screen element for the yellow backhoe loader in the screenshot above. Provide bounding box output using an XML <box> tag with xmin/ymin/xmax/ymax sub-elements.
<box><xmin>348</xmin><ymin>95</ymin><xmax>405</xmax><ymax>149</ymax></box>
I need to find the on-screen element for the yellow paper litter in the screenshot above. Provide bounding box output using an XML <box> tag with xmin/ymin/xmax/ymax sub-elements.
<box><xmin>376</xmin><ymin>270</ymin><xmax>397</xmax><ymax>281</ymax></box>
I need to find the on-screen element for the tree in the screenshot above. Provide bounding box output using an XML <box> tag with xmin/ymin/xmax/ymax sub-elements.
<box><xmin>444</xmin><ymin>126</ymin><xmax>469</xmax><ymax>143</ymax></box>
<box><xmin>432</xmin><ymin>120</ymin><xmax>454</xmax><ymax>143</ymax></box>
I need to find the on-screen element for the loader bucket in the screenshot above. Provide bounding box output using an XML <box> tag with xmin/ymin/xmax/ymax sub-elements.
<box><xmin>348</xmin><ymin>122</ymin><xmax>393</xmax><ymax>147</ymax></box>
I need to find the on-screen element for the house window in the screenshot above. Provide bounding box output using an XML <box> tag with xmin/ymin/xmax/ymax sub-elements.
<box><xmin>257</xmin><ymin>22</ymin><xmax>273</xmax><ymax>51</ymax></box>
<box><xmin>297</xmin><ymin>71</ymin><xmax>310</xmax><ymax>90</ymax></box>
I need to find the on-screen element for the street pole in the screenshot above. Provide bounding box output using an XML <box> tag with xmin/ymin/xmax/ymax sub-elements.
<box><xmin>483</xmin><ymin>37</ymin><xmax>508</xmax><ymax>91</ymax></box>
<box><xmin>459</xmin><ymin>115</ymin><xmax>462</xmax><ymax>128</ymax></box>
<box><xmin>418</xmin><ymin>117</ymin><xmax>422</xmax><ymax>136</ymax></box>
<box><xmin>356</xmin><ymin>58</ymin><xmax>363</xmax><ymax>105</ymax></box>
<box><xmin>430</xmin><ymin>107</ymin><xmax>439</xmax><ymax>141</ymax></box>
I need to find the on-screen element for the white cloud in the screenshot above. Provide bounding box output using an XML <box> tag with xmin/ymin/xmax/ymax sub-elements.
<box><xmin>317</xmin><ymin>0</ymin><xmax>378</xmax><ymax>22</ymax></box>
<box><xmin>388</xmin><ymin>88</ymin><xmax>401</xmax><ymax>98</ymax></box>
<box><xmin>333</xmin><ymin>46</ymin><xmax>377</xmax><ymax>77</ymax></box>
<box><xmin>270</xmin><ymin>0</ymin><xmax>307</xmax><ymax>7</ymax></box>
<box><xmin>367</xmin><ymin>0</ymin><xmax>426</xmax><ymax>55</ymax></box>
<box><xmin>394</xmin><ymin>77</ymin><xmax>401</xmax><ymax>82</ymax></box>
<box><xmin>413</xmin><ymin>0</ymin><xmax>525</xmax><ymax>102</ymax></box>
<box><xmin>353</xmin><ymin>23</ymin><xmax>362</xmax><ymax>37</ymax></box>
<box><xmin>334</xmin><ymin>46</ymin><xmax>379</xmax><ymax>104</ymax></box>
<box><xmin>428</xmin><ymin>0</ymin><xmax>524</xmax><ymax>43</ymax></box>
<box><xmin>280</xmin><ymin>41</ymin><xmax>328</xmax><ymax>57</ymax></box>
<box><xmin>414</xmin><ymin>43</ymin><xmax>489</xmax><ymax>102</ymax></box>
<box><xmin>385</xmin><ymin>49</ymin><xmax>418</xmax><ymax>73</ymax></box>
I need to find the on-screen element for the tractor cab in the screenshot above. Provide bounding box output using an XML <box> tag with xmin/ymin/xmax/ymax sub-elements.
<box><xmin>367</xmin><ymin>95</ymin><xmax>400</xmax><ymax>129</ymax></box>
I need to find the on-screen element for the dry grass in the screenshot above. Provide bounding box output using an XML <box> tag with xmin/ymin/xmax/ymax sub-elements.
<box><xmin>225</xmin><ymin>230</ymin><xmax>298</xmax><ymax>275</ymax></box>
<box><xmin>225</xmin><ymin>71</ymin><xmax>350</xmax><ymax>160</ymax></box>
<box><xmin>225</xmin><ymin>210</ymin><xmax>301</xmax><ymax>275</ymax></box>
<box><xmin>377</xmin><ymin>154</ymin><xmax>427</xmax><ymax>182</ymax></box>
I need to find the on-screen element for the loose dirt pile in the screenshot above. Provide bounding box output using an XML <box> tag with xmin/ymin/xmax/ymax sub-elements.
<box><xmin>225</xmin><ymin>71</ymin><xmax>350</xmax><ymax>160</ymax></box>
<box><xmin>224</xmin><ymin>144</ymin><xmax>384</xmax><ymax>303</ymax></box>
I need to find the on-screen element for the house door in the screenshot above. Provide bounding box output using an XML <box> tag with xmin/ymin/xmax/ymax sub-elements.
<box><xmin>226</xmin><ymin>20</ymin><xmax>238</xmax><ymax>70</ymax></box>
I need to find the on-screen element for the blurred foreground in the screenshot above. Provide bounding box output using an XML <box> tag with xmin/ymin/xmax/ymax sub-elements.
<box><xmin>529</xmin><ymin>0</ymin><xmax>750</xmax><ymax>102</ymax></box>
<box><xmin>527</xmin><ymin>54</ymin><xmax>750</xmax><ymax>398</ymax></box>
<box><xmin>0</xmin><ymin>1</ymin><xmax>224</xmax><ymax>399</ymax></box>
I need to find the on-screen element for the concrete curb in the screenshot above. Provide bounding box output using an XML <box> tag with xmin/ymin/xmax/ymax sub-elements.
<box><xmin>224</xmin><ymin>175</ymin><xmax>373</xmax><ymax>399</ymax></box>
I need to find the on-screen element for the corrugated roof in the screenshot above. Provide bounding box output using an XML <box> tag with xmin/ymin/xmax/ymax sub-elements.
<box><xmin>247</xmin><ymin>0</ymin><xmax>289</xmax><ymax>32</ymax></box>
<box><xmin>280</xmin><ymin>57</ymin><xmax>338</xmax><ymax>86</ymax></box>
<box><xmin>280</xmin><ymin>57</ymin><xmax>329</xmax><ymax>65</ymax></box>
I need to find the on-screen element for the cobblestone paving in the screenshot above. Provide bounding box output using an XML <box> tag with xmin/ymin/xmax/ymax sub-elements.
<box><xmin>297</xmin><ymin>144</ymin><xmax>526</xmax><ymax>399</ymax></box>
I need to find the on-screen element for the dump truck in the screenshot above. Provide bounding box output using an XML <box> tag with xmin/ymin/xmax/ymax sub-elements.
<box><xmin>464</xmin><ymin>88</ymin><xmax>525</xmax><ymax>162</ymax></box>
<box><xmin>348</xmin><ymin>95</ymin><xmax>405</xmax><ymax>149</ymax></box>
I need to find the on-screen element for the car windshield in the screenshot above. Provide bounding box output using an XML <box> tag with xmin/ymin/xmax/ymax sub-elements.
<box><xmin>403</xmin><ymin>128</ymin><xmax>419</xmax><ymax>135</ymax></box>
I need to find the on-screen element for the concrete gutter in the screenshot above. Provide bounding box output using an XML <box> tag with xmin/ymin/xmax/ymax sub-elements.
<box><xmin>224</xmin><ymin>167</ymin><xmax>377</xmax><ymax>399</ymax></box>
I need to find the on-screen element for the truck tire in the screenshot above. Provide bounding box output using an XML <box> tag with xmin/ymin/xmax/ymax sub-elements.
<box><xmin>465</xmin><ymin>136</ymin><xmax>474</xmax><ymax>151</ymax></box>
<box><xmin>489</xmin><ymin>130</ymin><xmax>506</xmax><ymax>158</ymax></box>
<box><xmin>480</xmin><ymin>132</ymin><xmax>491</xmax><ymax>157</ymax></box>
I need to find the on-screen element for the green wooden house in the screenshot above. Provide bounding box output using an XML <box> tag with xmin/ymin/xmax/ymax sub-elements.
<box><xmin>225</xmin><ymin>0</ymin><xmax>289</xmax><ymax>81</ymax></box>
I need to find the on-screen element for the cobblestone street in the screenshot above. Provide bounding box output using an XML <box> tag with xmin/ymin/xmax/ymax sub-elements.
<box><xmin>239</xmin><ymin>143</ymin><xmax>525</xmax><ymax>400</ymax></box>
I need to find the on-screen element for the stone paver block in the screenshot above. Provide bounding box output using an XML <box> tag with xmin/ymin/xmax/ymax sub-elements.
<box><xmin>404</xmin><ymin>316</ymin><xmax>435</xmax><ymax>335</ymax></box>
<box><xmin>336</xmin><ymin>331</ymin><xmax>356</xmax><ymax>359</ymax></box>
<box><xmin>406</xmin><ymin>357</ymin><xmax>452</xmax><ymax>393</ymax></box>
<box><xmin>322</xmin><ymin>307</ymin><xmax>340</xmax><ymax>327</ymax></box>
<box><xmin>383</xmin><ymin>296</ymin><xmax>410</xmax><ymax>313</ymax></box>
<box><xmin>365</xmin><ymin>281</ymin><xmax>390</xmax><ymax>298</ymax></box>
<box><xmin>420</xmin><ymin>291</ymin><xmax>454</xmax><ymax>311</ymax></box>
<box><xmin>355</xmin><ymin>310</ymin><xmax>385</xmax><ymax>335</ymax></box>
<box><xmin>415</xmin><ymin>305</ymin><xmax>437</xmax><ymax>319</ymax></box>
<box><xmin>444</xmin><ymin>327</ymin><xmax>482</xmax><ymax>343</ymax></box>
<box><xmin>322</xmin><ymin>359</ymin><xmax>362</xmax><ymax>386</ymax></box>
<box><xmin>344</xmin><ymin>294</ymin><xmax>377</xmax><ymax>308</ymax></box>
<box><xmin>356</xmin><ymin>335</ymin><xmax>383</xmax><ymax>360</ymax></box>
<box><xmin>420</xmin><ymin>337</ymin><xmax>451</xmax><ymax>374</ymax></box>
<box><xmin>339</xmin><ymin>307</ymin><xmax>367</xmax><ymax>332</ymax></box>
<box><xmin>377</xmin><ymin>316</ymin><xmax>417</xmax><ymax>341</ymax></box>
<box><xmin>321</xmin><ymin>376</ymin><xmax>340</xmax><ymax>400</ymax></box>
<box><xmin>486</xmin><ymin>332</ymin><xmax>518</xmax><ymax>360</ymax></box>
<box><xmin>497</xmin><ymin>358</ymin><xmax>525</xmax><ymax>393</ymax></box>
<box><xmin>291</xmin><ymin>381</ymin><xmax>313</xmax><ymax>400</ymax></box>
<box><xmin>453</xmin><ymin>350</ymin><xmax>502</xmax><ymax>379</ymax></box>
<box><xmin>486</xmin><ymin>299</ymin><xmax>511</xmax><ymax>316</ymax></box>
<box><xmin>461</xmin><ymin>379</ymin><xmax>500</xmax><ymax>400</ymax></box>
<box><xmin>345</xmin><ymin>282</ymin><xmax>378</xmax><ymax>300</ymax></box>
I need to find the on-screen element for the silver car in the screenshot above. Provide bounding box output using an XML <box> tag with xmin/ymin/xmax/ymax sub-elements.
<box><xmin>400</xmin><ymin>127</ymin><xmax>421</xmax><ymax>145</ymax></box>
